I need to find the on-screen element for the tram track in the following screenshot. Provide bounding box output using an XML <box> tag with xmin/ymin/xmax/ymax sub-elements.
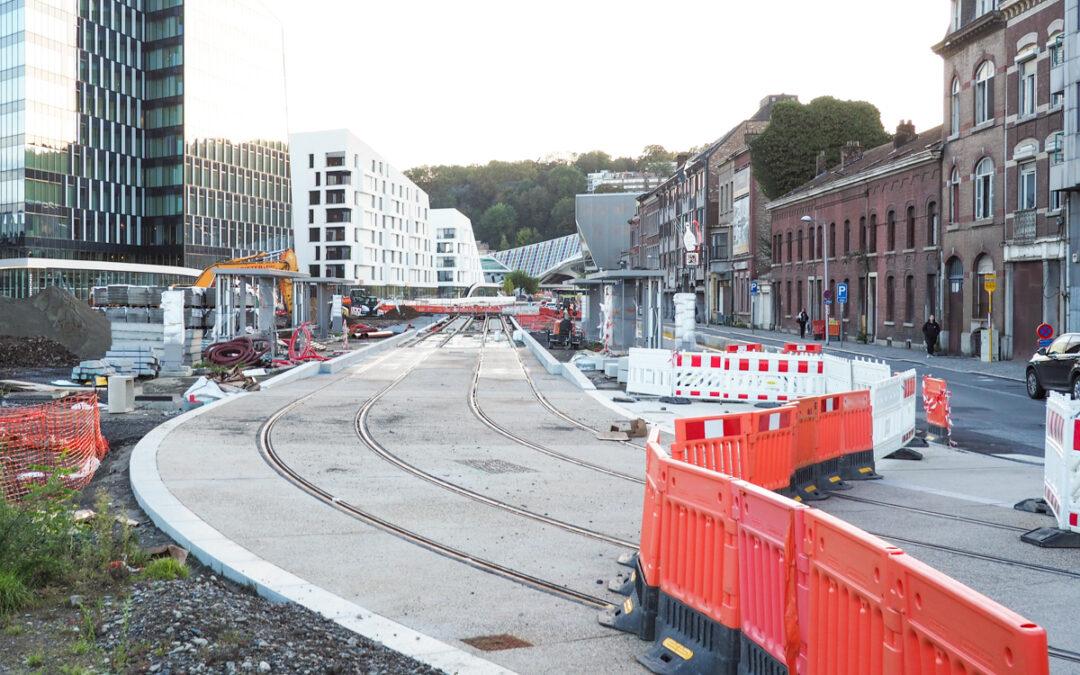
<box><xmin>256</xmin><ymin>313</ymin><xmax>613</xmax><ymax>610</ymax></box>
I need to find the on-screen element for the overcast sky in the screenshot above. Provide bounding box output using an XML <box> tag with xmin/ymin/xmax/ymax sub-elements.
<box><xmin>262</xmin><ymin>0</ymin><xmax>949</xmax><ymax>170</ymax></box>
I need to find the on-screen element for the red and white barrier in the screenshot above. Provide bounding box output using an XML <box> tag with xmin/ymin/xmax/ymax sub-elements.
<box><xmin>671</xmin><ymin>352</ymin><xmax>826</xmax><ymax>402</ymax></box>
<box><xmin>1043</xmin><ymin>392</ymin><xmax>1080</xmax><ymax>534</ymax></box>
<box><xmin>870</xmin><ymin>369</ymin><xmax>917</xmax><ymax>457</ymax></box>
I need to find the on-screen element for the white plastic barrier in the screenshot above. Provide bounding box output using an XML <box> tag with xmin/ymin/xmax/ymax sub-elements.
<box><xmin>852</xmin><ymin>356</ymin><xmax>893</xmax><ymax>390</ymax></box>
<box><xmin>1043</xmin><ymin>392</ymin><xmax>1080</xmax><ymax>533</ymax></box>
<box><xmin>672</xmin><ymin>351</ymin><xmax>826</xmax><ymax>402</ymax></box>
<box><xmin>870</xmin><ymin>368</ymin><xmax>917</xmax><ymax>457</ymax></box>
<box><xmin>823</xmin><ymin>353</ymin><xmax>854</xmax><ymax>393</ymax></box>
<box><xmin>626</xmin><ymin>348</ymin><xmax>676</xmax><ymax>397</ymax></box>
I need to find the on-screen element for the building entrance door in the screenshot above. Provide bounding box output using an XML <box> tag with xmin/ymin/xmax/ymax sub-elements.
<box><xmin>946</xmin><ymin>257</ymin><xmax>963</xmax><ymax>354</ymax></box>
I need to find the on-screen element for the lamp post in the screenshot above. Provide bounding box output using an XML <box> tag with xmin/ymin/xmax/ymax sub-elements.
<box><xmin>801</xmin><ymin>215</ymin><xmax>830</xmax><ymax>345</ymax></box>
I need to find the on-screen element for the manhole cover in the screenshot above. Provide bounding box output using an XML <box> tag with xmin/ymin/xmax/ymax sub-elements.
<box><xmin>455</xmin><ymin>459</ymin><xmax>535</xmax><ymax>474</ymax></box>
<box><xmin>461</xmin><ymin>634</ymin><xmax>532</xmax><ymax>651</ymax></box>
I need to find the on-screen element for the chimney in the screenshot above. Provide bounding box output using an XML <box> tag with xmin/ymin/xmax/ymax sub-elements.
<box><xmin>841</xmin><ymin>141</ymin><xmax>863</xmax><ymax>169</ymax></box>
<box><xmin>894</xmin><ymin>120</ymin><xmax>917</xmax><ymax>148</ymax></box>
<box><xmin>815</xmin><ymin>150</ymin><xmax>828</xmax><ymax>176</ymax></box>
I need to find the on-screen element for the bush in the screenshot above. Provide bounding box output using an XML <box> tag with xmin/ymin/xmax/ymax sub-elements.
<box><xmin>0</xmin><ymin>475</ymin><xmax>78</xmax><ymax>588</ymax></box>
<box><xmin>141</xmin><ymin>557</ymin><xmax>188</xmax><ymax>581</ymax></box>
<box><xmin>0</xmin><ymin>570</ymin><xmax>30</xmax><ymax>615</ymax></box>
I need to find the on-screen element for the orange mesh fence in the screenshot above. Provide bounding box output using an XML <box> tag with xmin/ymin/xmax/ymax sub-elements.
<box><xmin>514</xmin><ymin>314</ymin><xmax>556</xmax><ymax>332</ymax></box>
<box><xmin>0</xmin><ymin>393</ymin><xmax>109</xmax><ymax>502</ymax></box>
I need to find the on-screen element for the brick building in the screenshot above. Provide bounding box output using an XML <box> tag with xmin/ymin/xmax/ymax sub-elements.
<box><xmin>934</xmin><ymin>0</ymin><xmax>1065</xmax><ymax>357</ymax></box>
<box><xmin>768</xmin><ymin>124</ymin><xmax>944</xmax><ymax>345</ymax></box>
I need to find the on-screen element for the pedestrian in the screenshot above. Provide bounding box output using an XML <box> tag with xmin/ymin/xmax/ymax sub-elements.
<box><xmin>922</xmin><ymin>314</ymin><xmax>941</xmax><ymax>357</ymax></box>
<box><xmin>796</xmin><ymin>308</ymin><xmax>809</xmax><ymax>339</ymax></box>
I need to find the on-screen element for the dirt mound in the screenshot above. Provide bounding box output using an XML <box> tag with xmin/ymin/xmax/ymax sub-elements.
<box><xmin>0</xmin><ymin>287</ymin><xmax>110</xmax><ymax>359</ymax></box>
<box><xmin>380</xmin><ymin>304</ymin><xmax>419</xmax><ymax>320</ymax></box>
<box><xmin>0</xmin><ymin>335</ymin><xmax>80</xmax><ymax>369</ymax></box>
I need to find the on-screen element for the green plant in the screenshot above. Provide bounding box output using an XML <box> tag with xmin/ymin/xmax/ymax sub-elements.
<box><xmin>3</xmin><ymin>620</ymin><xmax>23</xmax><ymax>635</ymax></box>
<box><xmin>0</xmin><ymin>570</ymin><xmax>30</xmax><ymax>615</ymax></box>
<box><xmin>70</xmin><ymin>638</ymin><xmax>93</xmax><ymax>656</ymax></box>
<box><xmin>141</xmin><ymin>557</ymin><xmax>188</xmax><ymax>581</ymax></box>
<box><xmin>25</xmin><ymin>652</ymin><xmax>44</xmax><ymax>667</ymax></box>
<box><xmin>0</xmin><ymin>473</ymin><xmax>79</xmax><ymax>588</ymax></box>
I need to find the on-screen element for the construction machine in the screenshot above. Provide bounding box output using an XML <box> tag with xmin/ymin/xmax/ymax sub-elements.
<box><xmin>192</xmin><ymin>249</ymin><xmax>299</xmax><ymax>311</ymax></box>
<box><xmin>342</xmin><ymin>288</ymin><xmax>383</xmax><ymax>317</ymax></box>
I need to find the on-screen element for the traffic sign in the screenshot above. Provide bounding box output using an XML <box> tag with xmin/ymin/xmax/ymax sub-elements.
<box><xmin>685</xmin><ymin>251</ymin><xmax>700</xmax><ymax>266</ymax></box>
<box><xmin>836</xmin><ymin>282</ymin><xmax>848</xmax><ymax>304</ymax></box>
<box><xmin>983</xmin><ymin>273</ymin><xmax>997</xmax><ymax>293</ymax></box>
<box><xmin>1037</xmin><ymin>322</ymin><xmax>1055</xmax><ymax>340</ymax></box>
<box><xmin>823</xmin><ymin>289</ymin><xmax>832</xmax><ymax>301</ymax></box>
<box><xmin>750</xmin><ymin>280</ymin><xmax>759</xmax><ymax>296</ymax></box>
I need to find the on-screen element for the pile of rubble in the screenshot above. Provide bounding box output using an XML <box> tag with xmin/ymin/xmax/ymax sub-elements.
<box><xmin>0</xmin><ymin>335</ymin><xmax>80</xmax><ymax>370</ymax></box>
<box><xmin>0</xmin><ymin>287</ymin><xmax>110</xmax><ymax>360</ymax></box>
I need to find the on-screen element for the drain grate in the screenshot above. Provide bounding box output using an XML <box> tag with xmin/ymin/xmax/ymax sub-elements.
<box><xmin>454</xmin><ymin>458</ymin><xmax>535</xmax><ymax>474</ymax></box>
<box><xmin>461</xmin><ymin>633</ymin><xmax>533</xmax><ymax>651</ymax></box>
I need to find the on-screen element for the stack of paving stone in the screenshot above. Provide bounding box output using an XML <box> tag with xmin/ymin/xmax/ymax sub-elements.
<box><xmin>71</xmin><ymin>347</ymin><xmax>160</xmax><ymax>382</ymax></box>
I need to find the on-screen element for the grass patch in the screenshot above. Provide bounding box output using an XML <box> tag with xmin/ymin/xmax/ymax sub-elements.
<box><xmin>3</xmin><ymin>620</ymin><xmax>23</xmax><ymax>636</ymax></box>
<box><xmin>141</xmin><ymin>557</ymin><xmax>188</xmax><ymax>581</ymax></box>
<box><xmin>25</xmin><ymin>652</ymin><xmax>44</xmax><ymax>667</ymax></box>
<box><xmin>0</xmin><ymin>570</ymin><xmax>31</xmax><ymax>615</ymax></box>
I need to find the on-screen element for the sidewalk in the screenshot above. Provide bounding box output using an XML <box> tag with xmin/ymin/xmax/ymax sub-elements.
<box><xmin>681</xmin><ymin>322</ymin><xmax>1026</xmax><ymax>382</ymax></box>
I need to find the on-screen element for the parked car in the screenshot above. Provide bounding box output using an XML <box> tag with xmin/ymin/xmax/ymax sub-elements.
<box><xmin>1026</xmin><ymin>333</ymin><xmax>1080</xmax><ymax>399</ymax></box>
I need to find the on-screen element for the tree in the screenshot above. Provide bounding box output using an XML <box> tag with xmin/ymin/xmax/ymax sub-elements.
<box><xmin>543</xmin><ymin>164</ymin><xmax>587</xmax><ymax>199</ymax></box>
<box><xmin>572</xmin><ymin>151</ymin><xmax>612</xmax><ymax>175</ymax></box>
<box><xmin>549</xmin><ymin>196</ymin><xmax>576</xmax><ymax>234</ymax></box>
<box><xmin>505</xmin><ymin>269</ymin><xmax>540</xmax><ymax>295</ymax></box>
<box><xmin>476</xmin><ymin>202</ymin><xmax>518</xmax><ymax>247</ymax></box>
<box><xmin>750</xmin><ymin>96</ymin><xmax>891</xmax><ymax>199</ymax></box>
<box><xmin>515</xmin><ymin>227</ymin><xmax>540</xmax><ymax>247</ymax></box>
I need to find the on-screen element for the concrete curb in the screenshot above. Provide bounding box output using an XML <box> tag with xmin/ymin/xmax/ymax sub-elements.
<box><xmin>509</xmin><ymin>317</ymin><xmax>596</xmax><ymax>390</ymax></box>
<box><xmin>129</xmin><ymin>333</ymin><xmax>510</xmax><ymax>675</ymax></box>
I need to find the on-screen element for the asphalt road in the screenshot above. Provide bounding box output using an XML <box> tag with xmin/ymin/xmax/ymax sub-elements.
<box><xmin>689</xmin><ymin>324</ymin><xmax>1047</xmax><ymax>461</ymax></box>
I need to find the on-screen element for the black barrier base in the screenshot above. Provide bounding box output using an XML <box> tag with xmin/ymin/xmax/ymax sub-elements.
<box><xmin>884</xmin><ymin>447</ymin><xmax>924</xmax><ymax>461</ymax></box>
<box><xmin>815</xmin><ymin>458</ymin><xmax>850</xmax><ymax>492</ymax></box>
<box><xmin>598</xmin><ymin>558</ymin><xmax>658</xmax><ymax>641</ymax></box>
<box><xmin>1021</xmin><ymin>527</ymin><xmax>1080</xmax><ymax>548</ymax></box>
<box><xmin>789</xmin><ymin>481</ymin><xmax>829</xmax><ymax>502</ymax></box>
<box><xmin>839</xmin><ymin>450</ymin><xmax>882</xmax><ymax>482</ymax></box>
<box><xmin>737</xmin><ymin>635</ymin><xmax>788</xmax><ymax>675</ymax></box>
<box><xmin>638</xmin><ymin>593</ymin><xmax>740</xmax><ymax>675</ymax></box>
<box><xmin>1014</xmin><ymin>498</ymin><xmax>1053</xmax><ymax>515</ymax></box>
<box><xmin>618</xmin><ymin>550</ymin><xmax>639</xmax><ymax>568</ymax></box>
<box><xmin>609</xmin><ymin>565</ymin><xmax>637</xmax><ymax>595</ymax></box>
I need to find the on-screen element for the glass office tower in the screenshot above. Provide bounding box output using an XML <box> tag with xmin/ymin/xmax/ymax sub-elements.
<box><xmin>0</xmin><ymin>0</ymin><xmax>291</xmax><ymax>297</ymax></box>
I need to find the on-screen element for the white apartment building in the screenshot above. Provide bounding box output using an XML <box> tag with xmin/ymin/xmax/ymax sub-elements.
<box><xmin>431</xmin><ymin>209</ymin><xmax>484</xmax><ymax>297</ymax></box>
<box><xmin>586</xmin><ymin>170</ymin><xmax>664</xmax><ymax>193</ymax></box>
<box><xmin>289</xmin><ymin>130</ymin><xmax>436</xmax><ymax>297</ymax></box>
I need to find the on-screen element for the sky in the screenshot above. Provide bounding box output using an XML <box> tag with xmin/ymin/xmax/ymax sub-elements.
<box><xmin>262</xmin><ymin>0</ymin><xmax>950</xmax><ymax>170</ymax></box>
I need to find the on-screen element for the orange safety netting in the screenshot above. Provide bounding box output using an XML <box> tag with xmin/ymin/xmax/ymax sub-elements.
<box><xmin>0</xmin><ymin>393</ymin><xmax>109</xmax><ymax>502</ymax></box>
<box><xmin>515</xmin><ymin>314</ymin><xmax>556</xmax><ymax>332</ymax></box>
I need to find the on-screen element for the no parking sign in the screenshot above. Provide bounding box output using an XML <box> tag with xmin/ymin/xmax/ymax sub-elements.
<box><xmin>1038</xmin><ymin>322</ymin><xmax>1055</xmax><ymax>349</ymax></box>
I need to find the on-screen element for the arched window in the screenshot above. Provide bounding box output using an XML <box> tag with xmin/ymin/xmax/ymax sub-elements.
<box><xmin>974</xmin><ymin>255</ymin><xmax>994</xmax><ymax>317</ymax></box>
<box><xmin>947</xmin><ymin>257</ymin><xmax>964</xmax><ymax>293</ymax></box>
<box><xmin>843</xmin><ymin>220</ymin><xmax>851</xmax><ymax>255</ymax></box>
<box><xmin>887</xmin><ymin>210</ymin><xmax>896</xmax><ymax>251</ymax></box>
<box><xmin>1050</xmin><ymin>31</ymin><xmax>1065</xmax><ymax>67</ymax></box>
<box><xmin>1017</xmin><ymin>46</ymin><xmax>1038</xmax><ymax>117</ymax></box>
<box><xmin>797</xmin><ymin>228</ymin><xmax>803</xmax><ymax>261</ymax></box>
<box><xmin>869</xmin><ymin>213</ymin><xmax>878</xmax><ymax>252</ymax></box>
<box><xmin>904</xmin><ymin>275</ymin><xmax>915</xmax><ymax>324</ymax></box>
<box><xmin>842</xmin><ymin>277</ymin><xmax>851</xmax><ymax>318</ymax></box>
<box><xmin>859</xmin><ymin>216</ymin><xmax>866</xmax><ymax>251</ymax></box>
<box><xmin>951</xmin><ymin>78</ymin><xmax>961</xmax><ymax>135</ymax></box>
<box><xmin>807</xmin><ymin>227</ymin><xmax>814</xmax><ymax>260</ymax></box>
<box><xmin>885</xmin><ymin>276</ymin><xmax>896</xmax><ymax>323</ymax></box>
<box><xmin>927</xmin><ymin>201</ymin><xmax>938</xmax><ymax>246</ymax></box>
<box><xmin>975</xmin><ymin>61</ymin><xmax>995</xmax><ymax>124</ymax></box>
<box><xmin>817</xmin><ymin>225</ymin><xmax>823</xmax><ymax>258</ymax></box>
<box><xmin>786</xmin><ymin>231</ymin><xmax>793</xmax><ymax>262</ymax></box>
<box><xmin>975</xmin><ymin>157</ymin><xmax>994</xmax><ymax>220</ymax></box>
<box><xmin>829</xmin><ymin>223</ymin><xmax>836</xmax><ymax>258</ymax></box>
<box><xmin>906</xmin><ymin>205</ymin><xmax>916</xmax><ymax>249</ymax></box>
<box><xmin>949</xmin><ymin>167</ymin><xmax>960</xmax><ymax>224</ymax></box>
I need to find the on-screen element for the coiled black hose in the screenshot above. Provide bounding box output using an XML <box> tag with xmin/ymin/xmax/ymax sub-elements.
<box><xmin>202</xmin><ymin>337</ymin><xmax>270</xmax><ymax>367</ymax></box>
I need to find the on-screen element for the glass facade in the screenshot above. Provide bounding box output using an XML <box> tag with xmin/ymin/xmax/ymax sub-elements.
<box><xmin>0</xmin><ymin>0</ymin><xmax>291</xmax><ymax>294</ymax></box>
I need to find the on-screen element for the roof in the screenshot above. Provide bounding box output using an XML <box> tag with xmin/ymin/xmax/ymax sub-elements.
<box><xmin>492</xmin><ymin>234</ymin><xmax>583</xmax><ymax>279</ymax></box>
<box><xmin>575</xmin><ymin>193</ymin><xmax>640</xmax><ymax>271</ymax></box>
<box><xmin>767</xmin><ymin>125</ymin><xmax>944</xmax><ymax>209</ymax></box>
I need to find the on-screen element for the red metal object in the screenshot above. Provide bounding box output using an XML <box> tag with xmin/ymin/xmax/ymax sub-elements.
<box><xmin>922</xmin><ymin>375</ymin><xmax>951</xmax><ymax>435</ymax></box>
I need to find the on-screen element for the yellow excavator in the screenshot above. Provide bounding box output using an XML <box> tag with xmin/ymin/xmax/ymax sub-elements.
<box><xmin>192</xmin><ymin>248</ymin><xmax>299</xmax><ymax>311</ymax></box>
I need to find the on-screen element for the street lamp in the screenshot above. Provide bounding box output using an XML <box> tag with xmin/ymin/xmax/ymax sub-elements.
<box><xmin>801</xmin><ymin>215</ymin><xmax>830</xmax><ymax>346</ymax></box>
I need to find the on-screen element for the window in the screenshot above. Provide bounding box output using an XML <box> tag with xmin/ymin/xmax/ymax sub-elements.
<box><xmin>887</xmin><ymin>210</ymin><xmax>896</xmax><ymax>251</ymax></box>
<box><xmin>952</xmin><ymin>0</ymin><xmax>961</xmax><ymax>30</ymax></box>
<box><xmin>326</xmin><ymin>153</ymin><xmax>344</xmax><ymax>167</ymax></box>
<box><xmin>904</xmin><ymin>275</ymin><xmax>915</xmax><ymax>324</ymax></box>
<box><xmin>1051</xmin><ymin>189</ymin><xmax>1063</xmax><ymax>212</ymax></box>
<box><xmin>975</xmin><ymin>0</ymin><xmax>997</xmax><ymax>17</ymax></box>
<box><xmin>786</xmin><ymin>281</ymin><xmax>792</xmax><ymax>315</ymax></box>
<box><xmin>308</xmin><ymin>154</ymin><xmax>314</xmax><ymax>169</ymax></box>
<box><xmin>314</xmin><ymin>172</ymin><xmax>321</xmax><ymax>186</ymax></box>
<box><xmin>326</xmin><ymin>189</ymin><xmax>346</xmax><ymax>205</ymax></box>
<box><xmin>308</xmin><ymin>228</ymin><xmax>319</xmax><ymax>242</ymax></box>
<box><xmin>951</xmin><ymin>78</ymin><xmax>961</xmax><ymax>135</ymax></box>
<box><xmin>859</xmin><ymin>216</ymin><xmax>866</xmax><ymax>251</ymax></box>
<box><xmin>798</xmin><ymin>228</ymin><xmax>804</xmax><ymax>260</ymax></box>
<box><xmin>906</xmin><ymin>206</ymin><xmax>916</xmax><ymax>249</ymax></box>
<box><xmin>949</xmin><ymin>168</ymin><xmax>960</xmax><ymax>224</ymax></box>
<box><xmin>1050</xmin><ymin>32</ymin><xmax>1065</xmax><ymax>67</ymax></box>
<box><xmin>974</xmin><ymin>255</ymin><xmax>994</xmax><ymax>317</ymax></box>
<box><xmin>817</xmin><ymin>225</ymin><xmax>823</xmax><ymax>258</ymax></box>
<box><xmin>843</xmin><ymin>220</ymin><xmax>851</xmax><ymax>254</ymax></box>
<box><xmin>808</xmin><ymin>227</ymin><xmax>815</xmax><ymax>260</ymax></box>
<box><xmin>842</xmin><ymin>278</ymin><xmax>851</xmax><ymax>318</ymax></box>
<box><xmin>786</xmin><ymin>232</ymin><xmax>793</xmax><ymax>262</ymax></box>
<box><xmin>869</xmin><ymin>213</ymin><xmax>878</xmax><ymax>252</ymax></box>
<box><xmin>974</xmin><ymin>61</ymin><xmax>995</xmax><ymax>124</ymax></box>
<box><xmin>1018</xmin><ymin>50</ymin><xmax>1037</xmax><ymax>117</ymax></box>
<box><xmin>1018</xmin><ymin>162</ymin><xmax>1036</xmax><ymax>210</ymax></box>
<box><xmin>1050</xmin><ymin>132</ymin><xmax>1065</xmax><ymax>164</ymax></box>
<box><xmin>307</xmin><ymin>209</ymin><xmax>314</xmax><ymax>224</ymax></box>
<box><xmin>308</xmin><ymin>190</ymin><xmax>320</xmax><ymax>205</ymax></box>
<box><xmin>927</xmin><ymin>201</ymin><xmax>938</xmax><ymax>246</ymax></box>
<box><xmin>308</xmin><ymin>265</ymin><xmax>319</xmax><ymax>277</ymax></box>
<box><xmin>885</xmin><ymin>276</ymin><xmax>895</xmax><ymax>322</ymax></box>
<box><xmin>927</xmin><ymin>273</ymin><xmax>938</xmax><ymax>318</ymax></box>
<box><xmin>975</xmin><ymin>157</ymin><xmax>994</xmax><ymax>220</ymax></box>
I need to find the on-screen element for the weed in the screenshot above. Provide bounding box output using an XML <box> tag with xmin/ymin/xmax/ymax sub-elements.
<box><xmin>111</xmin><ymin>597</ymin><xmax>132</xmax><ymax>670</ymax></box>
<box><xmin>59</xmin><ymin>667</ymin><xmax>93</xmax><ymax>675</ymax></box>
<box><xmin>0</xmin><ymin>570</ymin><xmax>30</xmax><ymax>615</ymax></box>
<box><xmin>25</xmin><ymin>652</ymin><xmax>44</xmax><ymax>667</ymax></box>
<box><xmin>141</xmin><ymin>557</ymin><xmax>188</xmax><ymax>581</ymax></box>
<box><xmin>70</xmin><ymin>638</ymin><xmax>93</xmax><ymax>656</ymax></box>
<box><xmin>3</xmin><ymin>620</ymin><xmax>23</xmax><ymax>635</ymax></box>
<box><xmin>79</xmin><ymin>602</ymin><xmax>98</xmax><ymax>641</ymax></box>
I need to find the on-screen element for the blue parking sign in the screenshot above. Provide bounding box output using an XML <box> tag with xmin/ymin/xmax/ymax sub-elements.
<box><xmin>750</xmin><ymin>280</ymin><xmax>759</xmax><ymax>296</ymax></box>
<box><xmin>836</xmin><ymin>282</ymin><xmax>848</xmax><ymax>304</ymax></box>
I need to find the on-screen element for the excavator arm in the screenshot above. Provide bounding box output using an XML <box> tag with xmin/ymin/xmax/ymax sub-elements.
<box><xmin>192</xmin><ymin>249</ymin><xmax>298</xmax><ymax>311</ymax></box>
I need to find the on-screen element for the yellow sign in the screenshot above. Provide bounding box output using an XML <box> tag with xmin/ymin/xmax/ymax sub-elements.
<box><xmin>662</xmin><ymin>638</ymin><xmax>694</xmax><ymax>661</ymax></box>
<box><xmin>983</xmin><ymin>274</ymin><xmax>997</xmax><ymax>293</ymax></box>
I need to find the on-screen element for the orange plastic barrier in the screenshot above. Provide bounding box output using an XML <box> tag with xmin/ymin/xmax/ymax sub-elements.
<box><xmin>0</xmin><ymin>393</ymin><xmax>109</xmax><ymax>502</ymax></box>
<box><xmin>803</xmin><ymin>508</ymin><xmax>904</xmax><ymax>674</ymax></box>
<box><xmin>734</xmin><ymin>480</ymin><xmax>807</xmax><ymax>672</ymax></box>
<box><xmin>670</xmin><ymin>409</ymin><xmax>796</xmax><ymax>492</ymax></box>
<box><xmin>783</xmin><ymin>343</ymin><xmax>823</xmax><ymax>354</ymax></box>
<box><xmin>891</xmin><ymin>555</ymin><xmax>1048</xmax><ymax>675</ymax></box>
<box><xmin>922</xmin><ymin>375</ymin><xmax>951</xmax><ymax>438</ymax></box>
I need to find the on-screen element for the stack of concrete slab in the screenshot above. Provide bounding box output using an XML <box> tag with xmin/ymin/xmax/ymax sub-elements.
<box><xmin>110</xmin><ymin>323</ymin><xmax>205</xmax><ymax>364</ymax></box>
<box><xmin>70</xmin><ymin>348</ymin><xmax>160</xmax><ymax>381</ymax></box>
